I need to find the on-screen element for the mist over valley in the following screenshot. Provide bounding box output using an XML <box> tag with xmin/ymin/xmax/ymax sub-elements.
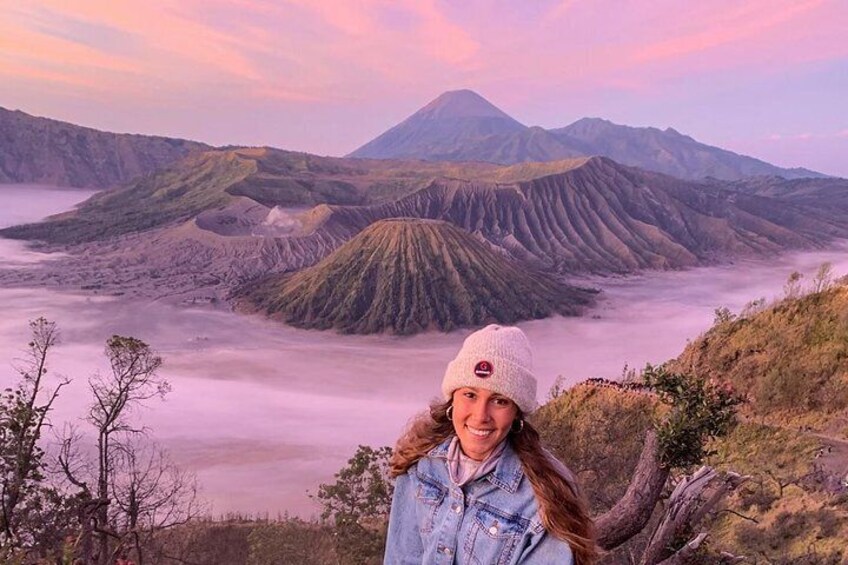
<box><xmin>2</xmin><ymin>185</ymin><xmax>847</xmax><ymax>517</ymax></box>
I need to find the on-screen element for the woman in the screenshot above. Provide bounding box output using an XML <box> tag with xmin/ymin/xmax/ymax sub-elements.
<box><xmin>384</xmin><ymin>324</ymin><xmax>597</xmax><ymax>565</ymax></box>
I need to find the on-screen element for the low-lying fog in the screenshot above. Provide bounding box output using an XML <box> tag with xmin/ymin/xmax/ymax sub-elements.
<box><xmin>2</xmin><ymin>184</ymin><xmax>847</xmax><ymax>517</ymax></box>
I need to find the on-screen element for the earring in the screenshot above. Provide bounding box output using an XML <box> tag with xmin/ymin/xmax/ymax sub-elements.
<box><xmin>446</xmin><ymin>405</ymin><xmax>454</xmax><ymax>420</ymax></box>
<box><xmin>511</xmin><ymin>419</ymin><xmax>524</xmax><ymax>433</ymax></box>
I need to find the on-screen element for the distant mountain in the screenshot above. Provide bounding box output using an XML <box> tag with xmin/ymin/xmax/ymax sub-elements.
<box><xmin>348</xmin><ymin>90</ymin><xmax>565</xmax><ymax>162</ymax></box>
<box><xmin>232</xmin><ymin>218</ymin><xmax>595</xmax><ymax>334</ymax></box>
<box><xmin>0</xmin><ymin>106</ymin><xmax>210</xmax><ymax>188</ymax></box>
<box><xmin>349</xmin><ymin>90</ymin><xmax>826</xmax><ymax>181</ymax></box>
<box><xmin>550</xmin><ymin>118</ymin><xmax>824</xmax><ymax>181</ymax></box>
<box><xmin>706</xmin><ymin>175</ymin><xmax>848</xmax><ymax>212</ymax></box>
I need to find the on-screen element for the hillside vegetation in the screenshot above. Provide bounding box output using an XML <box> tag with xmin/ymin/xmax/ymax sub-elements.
<box><xmin>537</xmin><ymin>387</ymin><xmax>846</xmax><ymax>562</ymax></box>
<box><xmin>671</xmin><ymin>283</ymin><xmax>848</xmax><ymax>435</ymax></box>
<box><xmin>233</xmin><ymin>218</ymin><xmax>595</xmax><ymax>334</ymax></box>
<box><xmin>532</xmin><ymin>280</ymin><xmax>848</xmax><ymax>563</ymax></box>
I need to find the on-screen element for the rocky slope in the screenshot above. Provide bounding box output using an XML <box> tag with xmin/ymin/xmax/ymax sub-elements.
<box><xmin>312</xmin><ymin>157</ymin><xmax>848</xmax><ymax>273</ymax></box>
<box><xmin>3</xmin><ymin>155</ymin><xmax>847</xmax><ymax>305</ymax></box>
<box><xmin>349</xmin><ymin>90</ymin><xmax>826</xmax><ymax>181</ymax></box>
<box><xmin>232</xmin><ymin>218</ymin><xmax>595</xmax><ymax>334</ymax></box>
<box><xmin>0</xmin><ymin>106</ymin><xmax>210</xmax><ymax>188</ymax></box>
<box><xmin>0</xmin><ymin>147</ymin><xmax>569</xmax><ymax>245</ymax></box>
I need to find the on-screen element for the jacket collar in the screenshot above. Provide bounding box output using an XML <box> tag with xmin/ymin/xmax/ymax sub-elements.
<box><xmin>430</xmin><ymin>436</ymin><xmax>524</xmax><ymax>494</ymax></box>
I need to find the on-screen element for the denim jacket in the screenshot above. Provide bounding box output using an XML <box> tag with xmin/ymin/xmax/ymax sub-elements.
<box><xmin>384</xmin><ymin>437</ymin><xmax>574</xmax><ymax>565</ymax></box>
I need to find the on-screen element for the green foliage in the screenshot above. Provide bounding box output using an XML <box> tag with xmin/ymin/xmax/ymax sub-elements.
<box><xmin>0</xmin><ymin>318</ymin><xmax>75</xmax><ymax>559</ymax></box>
<box><xmin>314</xmin><ymin>445</ymin><xmax>393</xmax><ymax>526</ymax></box>
<box><xmin>313</xmin><ymin>445</ymin><xmax>393</xmax><ymax>565</ymax></box>
<box><xmin>643</xmin><ymin>365</ymin><xmax>743</xmax><ymax>469</ymax></box>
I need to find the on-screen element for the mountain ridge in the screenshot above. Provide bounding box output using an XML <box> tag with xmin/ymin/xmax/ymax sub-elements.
<box><xmin>349</xmin><ymin>90</ymin><xmax>827</xmax><ymax>181</ymax></box>
<box><xmin>4</xmin><ymin>153</ymin><xmax>848</xmax><ymax>307</ymax></box>
<box><xmin>0</xmin><ymin>106</ymin><xmax>211</xmax><ymax>188</ymax></box>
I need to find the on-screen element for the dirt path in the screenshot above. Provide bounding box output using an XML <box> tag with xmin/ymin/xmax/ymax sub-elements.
<box><xmin>810</xmin><ymin>432</ymin><xmax>848</xmax><ymax>483</ymax></box>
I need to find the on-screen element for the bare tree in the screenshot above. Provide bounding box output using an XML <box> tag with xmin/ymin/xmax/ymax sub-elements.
<box><xmin>783</xmin><ymin>271</ymin><xmax>803</xmax><ymax>300</ymax></box>
<box><xmin>810</xmin><ymin>262</ymin><xmax>833</xmax><ymax>294</ymax></box>
<box><xmin>110</xmin><ymin>439</ymin><xmax>203</xmax><ymax>564</ymax></box>
<box><xmin>89</xmin><ymin>336</ymin><xmax>167</xmax><ymax>565</ymax></box>
<box><xmin>61</xmin><ymin>335</ymin><xmax>170</xmax><ymax>565</ymax></box>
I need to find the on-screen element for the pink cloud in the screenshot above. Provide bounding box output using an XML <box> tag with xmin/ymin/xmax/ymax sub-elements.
<box><xmin>631</xmin><ymin>0</ymin><xmax>826</xmax><ymax>63</ymax></box>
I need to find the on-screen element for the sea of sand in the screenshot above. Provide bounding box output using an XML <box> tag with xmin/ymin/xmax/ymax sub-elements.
<box><xmin>2</xmin><ymin>183</ymin><xmax>848</xmax><ymax>516</ymax></box>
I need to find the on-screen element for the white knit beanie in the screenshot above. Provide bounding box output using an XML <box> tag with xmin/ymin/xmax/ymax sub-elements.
<box><xmin>441</xmin><ymin>324</ymin><xmax>538</xmax><ymax>414</ymax></box>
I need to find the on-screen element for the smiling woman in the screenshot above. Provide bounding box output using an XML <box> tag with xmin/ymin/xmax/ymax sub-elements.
<box><xmin>385</xmin><ymin>325</ymin><xmax>598</xmax><ymax>565</ymax></box>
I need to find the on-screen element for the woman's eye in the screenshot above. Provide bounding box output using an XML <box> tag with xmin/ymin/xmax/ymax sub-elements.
<box><xmin>463</xmin><ymin>391</ymin><xmax>476</xmax><ymax>399</ymax></box>
<box><xmin>492</xmin><ymin>398</ymin><xmax>509</xmax><ymax>406</ymax></box>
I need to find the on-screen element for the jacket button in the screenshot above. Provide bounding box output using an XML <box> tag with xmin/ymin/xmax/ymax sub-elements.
<box><xmin>489</xmin><ymin>525</ymin><xmax>498</xmax><ymax>535</ymax></box>
<box><xmin>452</xmin><ymin>504</ymin><xmax>461</xmax><ymax>513</ymax></box>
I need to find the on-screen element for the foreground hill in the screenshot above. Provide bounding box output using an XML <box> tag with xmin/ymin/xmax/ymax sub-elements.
<box><xmin>349</xmin><ymin>90</ymin><xmax>825</xmax><ymax>181</ymax></box>
<box><xmin>0</xmin><ymin>106</ymin><xmax>210</xmax><ymax>188</ymax></box>
<box><xmin>537</xmin><ymin>374</ymin><xmax>847</xmax><ymax>563</ymax></box>
<box><xmin>233</xmin><ymin>218</ymin><xmax>595</xmax><ymax>334</ymax></box>
<box><xmin>539</xmin><ymin>282</ymin><xmax>848</xmax><ymax>563</ymax></box>
<box><xmin>670</xmin><ymin>283</ymin><xmax>848</xmax><ymax>434</ymax></box>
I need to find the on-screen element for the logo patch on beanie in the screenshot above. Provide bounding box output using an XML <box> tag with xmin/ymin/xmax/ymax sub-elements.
<box><xmin>474</xmin><ymin>360</ymin><xmax>493</xmax><ymax>378</ymax></box>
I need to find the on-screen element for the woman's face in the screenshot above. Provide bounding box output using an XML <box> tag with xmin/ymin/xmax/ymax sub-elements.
<box><xmin>450</xmin><ymin>387</ymin><xmax>519</xmax><ymax>461</ymax></box>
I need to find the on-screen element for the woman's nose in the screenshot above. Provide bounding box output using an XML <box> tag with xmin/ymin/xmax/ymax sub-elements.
<box><xmin>472</xmin><ymin>401</ymin><xmax>492</xmax><ymax>422</ymax></box>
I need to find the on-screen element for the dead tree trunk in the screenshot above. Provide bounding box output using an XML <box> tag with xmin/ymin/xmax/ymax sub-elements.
<box><xmin>641</xmin><ymin>466</ymin><xmax>749</xmax><ymax>565</ymax></box>
<box><xmin>595</xmin><ymin>430</ymin><xmax>670</xmax><ymax>550</ymax></box>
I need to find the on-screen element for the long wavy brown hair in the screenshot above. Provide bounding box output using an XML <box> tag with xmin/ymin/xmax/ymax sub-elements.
<box><xmin>390</xmin><ymin>400</ymin><xmax>598</xmax><ymax>565</ymax></box>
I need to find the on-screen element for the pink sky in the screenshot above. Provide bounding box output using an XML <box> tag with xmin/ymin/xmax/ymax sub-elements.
<box><xmin>1</xmin><ymin>0</ymin><xmax>846</xmax><ymax>176</ymax></box>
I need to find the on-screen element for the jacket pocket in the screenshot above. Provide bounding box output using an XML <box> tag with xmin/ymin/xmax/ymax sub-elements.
<box><xmin>414</xmin><ymin>475</ymin><xmax>445</xmax><ymax>534</ymax></box>
<box><xmin>464</xmin><ymin>504</ymin><xmax>527</xmax><ymax>565</ymax></box>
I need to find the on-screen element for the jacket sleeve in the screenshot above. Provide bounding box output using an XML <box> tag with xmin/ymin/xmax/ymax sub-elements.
<box><xmin>516</xmin><ymin>528</ymin><xmax>574</xmax><ymax>565</ymax></box>
<box><xmin>383</xmin><ymin>472</ymin><xmax>424</xmax><ymax>565</ymax></box>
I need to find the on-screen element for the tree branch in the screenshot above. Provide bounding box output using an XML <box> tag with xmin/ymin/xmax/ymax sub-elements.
<box><xmin>595</xmin><ymin>430</ymin><xmax>671</xmax><ymax>550</ymax></box>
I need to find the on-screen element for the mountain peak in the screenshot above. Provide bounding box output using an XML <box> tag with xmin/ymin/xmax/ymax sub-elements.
<box><xmin>416</xmin><ymin>90</ymin><xmax>520</xmax><ymax>122</ymax></box>
<box><xmin>347</xmin><ymin>89</ymin><xmax>526</xmax><ymax>160</ymax></box>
